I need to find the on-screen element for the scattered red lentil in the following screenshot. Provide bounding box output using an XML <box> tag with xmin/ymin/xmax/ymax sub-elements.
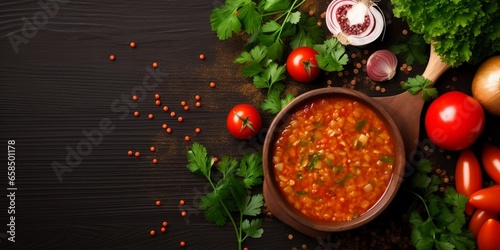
<box><xmin>132</xmin><ymin>95</ymin><xmax>138</xmax><ymax>101</ymax></box>
<box><xmin>152</xmin><ymin>62</ymin><xmax>158</xmax><ymax>68</ymax></box>
<box><xmin>150</xmin><ymin>146</ymin><xmax>156</xmax><ymax>152</ymax></box>
<box><xmin>163</xmin><ymin>106</ymin><xmax>169</xmax><ymax>112</ymax></box>
<box><xmin>155</xmin><ymin>93</ymin><xmax>160</xmax><ymax>99</ymax></box>
<box><xmin>133</xmin><ymin>111</ymin><xmax>140</xmax><ymax>117</ymax></box>
<box><xmin>155</xmin><ymin>100</ymin><xmax>161</xmax><ymax>106</ymax></box>
<box><xmin>160</xmin><ymin>227</ymin><xmax>166</xmax><ymax>233</ymax></box>
<box><xmin>180</xmin><ymin>100</ymin><xmax>186</xmax><ymax>106</ymax></box>
<box><xmin>162</xmin><ymin>124</ymin><xmax>168</xmax><ymax>129</ymax></box>
<box><xmin>148</xmin><ymin>114</ymin><xmax>154</xmax><ymax>119</ymax></box>
<box><xmin>150</xmin><ymin>230</ymin><xmax>155</xmax><ymax>236</ymax></box>
<box><xmin>166</xmin><ymin>128</ymin><xmax>172</xmax><ymax>133</ymax></box>
<box><xmin>130</xmin><ymin>42</ymin><xmax>136</xmax><ymax>48</ymax></box>
<box><xmin>209</xmin><ymin>81</ymin><xmax>216</xmax><ymax>88</ymax></box>
<box><xmin>109</xmin><ymin>54</ymin><xmax>115</xmax><ymax>61</ymax></box>
<box><xmin>181</xmin><ymin>211</ymin><xmax>187</xmax><ymax>217</ymax></box>
<box><xmin>195</xmin><ymin>102</ymin><xmax>201</xmax><ymax>107</ymax></box>
<box><xmin>134</xmin><ymin>152</ymin><xmax>140</xmax><ymax>157</ymax></box>
<box><xmin>177</xmin><ymin>116</ymin><xmax>183</xmax><ymax>122</ymax></box>
<box><xmin>183</xmin><ymin>105</ymin><xmax>189</xmax><ymax>111</ymax></box>
<box><xmin>155</xmin><ymin>200</ymin><xmax>161</xmax><ymax>206</ymax></box>
<box><xmin>244</xmin><ymin>248</ymin><xmax>249</xmax><ymax>250</ymax></box>
<box><xmin>179</xmin><ymin>200</ymin><xmax>185</xmax><ymax>205</ymax></box>
<box><xmin>195</xmin><ymin>128</ymin><xmax>201</xmax><ymax>133</ymax></box>
<box><xmin>214</xmin><ymin>157</ymin><xmax>219</xmax><ymax>163</ymax></box>
<box><xmin>170</xmin><ymin>111</ymin><xmax>176</xmax><ymax>117</ymax></box>
<box><xmin>199</xmin><ymin>54</ymin><xmax>205</xmax><ymax>60</ymax></box>
<box><xmin>180</xmin><ymin>241</ymin><xmax>186</xmax><ymax>247</ymax></box>
<box><xmin>127</xmin><ymin>150</ymin><xmax>133</xmax><ymax>156</ymax></box>
<box><xmin>184</xmin><ymin>135</ymin><xmax>190</xmax><ymax>141</ymax></box>
<box><xmin>162</xmin><ymin>221</ymin><xmax>168</xmax><ymax>227</ymax></box>
<box><xmin>195</xmin><ymin>95</ymin><xmax>201</xmax><ymax>101</ymax></box>
<box><xmin>152</xmin><ymin>158</ymin><xmax>158</xmax><ymax>164</ymax></box>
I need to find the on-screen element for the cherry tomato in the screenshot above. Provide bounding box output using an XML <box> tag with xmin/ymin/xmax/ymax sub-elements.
<box><xmin>226</xmin><ymin>104</ymin><xmax>262</xmax><ymax>139</ymax></box>
<box><xmin>455</xmin><ymin>149</ymin><xmax>482</xmax><ymax>215</ymax></box>
<box><xmin>286</xmin><ymin>47</ymin><xmax>320</xmax><ymax>83</ymax></box>
<box><xmin>424</xmin><ymin>91</ymin><xmax>485</xmax><ymax>151</ymax></box>
<box><xmin>478</xmin><ymin>219</ymin><xmax>500</xmax><ymax>250</ymax></box>
<box><xmin>482</xmin><ymin>143</ymin><xmax>500</xmax><ymax>184</ymax></box>
<box><xmin>469</xmin><ymin>209</ymin><xmax>498</xmax><ymax>239</ymax></box>
<box><xmin>469</xmin><ymin>185</ymin><xmax>500</xmax><ymax>213</ymax></box>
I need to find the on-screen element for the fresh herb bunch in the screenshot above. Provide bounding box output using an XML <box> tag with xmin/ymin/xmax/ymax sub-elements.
<box><xmin>186</xmin><ymin>143</ymin><xmax>264</xmax><ymax>250</ymax></box>
<box><xmin>211</xmin><ymin>0</ymin><xmax>348</xmax><ymax>114</ymax></box>
<box><xmin>408</xmin><ymin>159</ymin><xmax>475</xmax><ymax>250</ymax></box>
<box><xmin>391</xmin><ymin>0</ymin><xmax>500</xmax><ymax>68</ymax></box>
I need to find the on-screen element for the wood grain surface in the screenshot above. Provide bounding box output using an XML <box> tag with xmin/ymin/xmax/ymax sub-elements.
<box><xmin>1</xmin><ymin>0</ymin><xmax>499</xmax><ymax>249</ymax></box>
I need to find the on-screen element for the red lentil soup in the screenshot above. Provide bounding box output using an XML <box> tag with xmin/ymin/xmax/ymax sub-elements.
<box><xmin>272</xmin><ymin>97</ymin><xmax>395</xmax><ymax>222</ymax></box>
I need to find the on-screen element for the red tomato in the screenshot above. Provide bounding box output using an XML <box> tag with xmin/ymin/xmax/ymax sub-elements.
<box><xmin>455</xmin><ymin>149</ymin><xmax>483</xmax><ymax>215</ymax></box>
<box><xmin>424</xmin><ymin>91</ymin><xmax>485</xmax><ymax>151</ymax></box>
<box><xmin>477</xmin><ymin>219</ymin><xmax>500</xmax><ymax>250</ymax></box>
<box><xmin>469</xmin><ymin>185</ymin><xmax>500</xmax><ymax>213</ymax></box>
<box><xmin>469</xmin><ymin>209</ymin><xmax>499</xmax><ymax>239</ymax></box>
<box><xmin>286</xmin><ymin>47</ymin><xmax>320</xmax><ymax>83</ymax></box>
<box><xmin>226</xmin><ymin>104</ymin><xmax>262</xmax><ymax>139</ymax></box>
<box><xmin>482</xmin><ymin>143</ymin><xmax>500</xmax><ymax>184</ymax></box>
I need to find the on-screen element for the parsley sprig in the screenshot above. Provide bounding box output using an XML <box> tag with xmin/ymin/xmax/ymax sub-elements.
<box><xmin>390</xmin><ymin>33</ymin><xmax>429</xmax><ymax>66</ymax></box>
<box><xmin>402</xmin><ymin>75</ymin><xmax>438</xmax><ymax>101</ymax></box>
<box><xmin>186</xmin><ymin>143</ymin><xmax>264</xmax><ymax>250</ymax></box>
<box><xmin>407</xmin><ymin>159</ymin><xmax>475</xmax><ymax>250</ymax></box>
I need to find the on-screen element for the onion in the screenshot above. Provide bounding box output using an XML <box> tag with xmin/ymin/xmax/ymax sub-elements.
<box><xmin>325</xmin><ymin>0</ymin><xmax>385</xmax><ymax>46</ymax></box>
<box><xmin>472</xmin><ymin>56</ymin><xmax>500</xmax><ymax>116</ymax></box>
<box><xmin>366</xmin><ymin>50</ymin><xmax>398</xmax><ymax>82</ymax></box>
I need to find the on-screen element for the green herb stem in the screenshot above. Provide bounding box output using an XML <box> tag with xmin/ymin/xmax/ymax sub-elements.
<box><xmin>407</xmin><ymin>189</ymin><xmax>431</xmax><ymax>219</ymax></box>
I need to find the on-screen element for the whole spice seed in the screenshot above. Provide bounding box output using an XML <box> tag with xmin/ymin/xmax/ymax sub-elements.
<box><xmin>288</xmin><ymin>234</ymin><xmax>294</xmax><ymax>240</ymax></box>
<box><xmin>181</xmin><ymin>211</ymin><xmax>187</xmax><ymax>217</ymax></box>
<box><xmin>184</xmin><ymin>135</ymin><xmax>190</xmax><ymax>141</ymax></box>
<box><xmin>166</xmin><ymin>128</ymin><xmax>172</xmax><ymax>133</ymax></box>
<box><xmin>177</xmin><ymin>117</ymin><xmax>183</xmax><ymax>122</ymax></box>
<box><xmin>179</xmin><ymin>200</ymin><xmax>185</xmax><ymax>205</ymax></box>
<box><xmin>195</xmin><ymin>102</ymin><xmax>201</xmax><ymax>107</ymax></box>
<box><xmin>180</xmin><ymin>100</ymin><xmax>186</xmax><ymax>106</ymax></box>
<box><xmin>195</xmin><ymin>128</ymin><xmax>201</xmax><ymax>133</ymax></box>
<box><xmin>195</xmin><ymin>95</ymin><xmax>201</xmax><ymax>101</ymax></box>
<box><xmin>162</xmin><ymin>124</ymin><xmax>168</xmax><ymax>129</ymax></box>
<box><xmin>183</xmin><ymin>105</ymin><xmax>189</xmax><ymax>111</ymax></box>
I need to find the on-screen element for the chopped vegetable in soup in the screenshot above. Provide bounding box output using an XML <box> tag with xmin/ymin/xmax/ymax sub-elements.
<box><xmin>272</xmin><ymin>97</ymin><xmax>395</xmax><ymax>222</ymax></box>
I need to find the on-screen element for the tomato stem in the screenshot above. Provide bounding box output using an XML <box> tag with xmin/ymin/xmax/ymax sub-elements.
<box><xmin>234</xmin><ymin>111</ymin><xmax>256</xmax><ymax>132</ymax></box>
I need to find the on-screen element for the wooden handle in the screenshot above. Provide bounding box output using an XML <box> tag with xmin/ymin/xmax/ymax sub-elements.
<box><xmin>421</xmin><ymin>44</ymin><xmax>451</xmax><ymax>85</ymax></box>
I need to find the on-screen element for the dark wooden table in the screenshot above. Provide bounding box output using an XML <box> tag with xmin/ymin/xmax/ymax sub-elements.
<box><xmin>1</xmin><ymin>1</ymin><xmax>498</xmax><ymax>249</ymax></box>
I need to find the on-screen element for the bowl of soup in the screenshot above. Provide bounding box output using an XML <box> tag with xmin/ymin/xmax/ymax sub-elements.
<box><xmin>262</xmin><ymin>87</ymin><xmax>405</xmax><ymax>238</ymax></box>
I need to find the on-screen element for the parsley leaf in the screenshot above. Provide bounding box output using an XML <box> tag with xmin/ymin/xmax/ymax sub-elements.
<box><xmin>237</xmin><ymin>153</ymin><xmax>263</xmax><ymax>189</ymax></box>
<box><xmin>260</xmin><ymin>87</ymin><xmax>294</xmax><ymax>114</ymax></box>
<box><xmin>402</xmin><ymin>75</ymin><xmax>438</xmax><ymax>101</ymax></box>
<box><xmin>210</xmin><ymin>0</ymin><xmax>244</xmax><ymax>40</ymax></box>
<box><xmin>390</xmin><ymin>34</ymin><xmax>429</xmax><ymax>65</ymax></box>
<box><xmin>186</xmin><ymin>143</ymin><xmax>264</xmax><ymax>249</ymax></box>
<box><xmin>242</xmin><ymin>219</ymin><xmax>264</xmax><ymax>238</ymax></box>
<box><xmin>290</xmin><ymin>14</ymin><xmax>325</xmax><ymax>49</ymax></box>
<box><xmin>314</xmin><ymin>38</ymin><xmax>349</xmax><ymax>72</ymax></box>
<box><xmin>252</xmin><ymin>62</ymin><xmax>286</xmax><ymax>90</ymax></box>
